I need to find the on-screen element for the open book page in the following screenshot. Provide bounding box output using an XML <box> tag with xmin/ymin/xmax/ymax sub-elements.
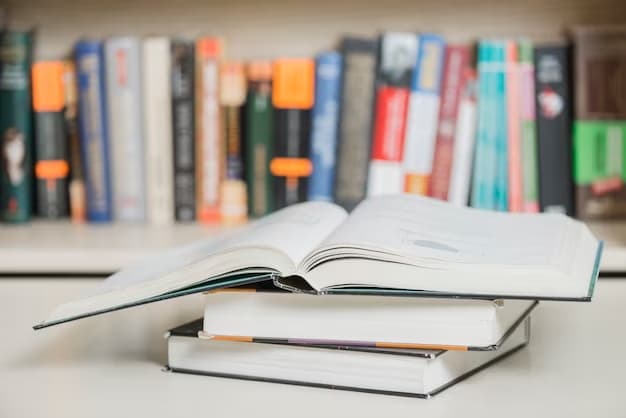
<box><xmin>303</xmin><ymin>194</ymin><xmax>595</xmax><ymax>273</ymax></box>
<box><xmin>39</xmin><ymin>202</ymin><xmax>347</xmax><ymax>328</ymax></box>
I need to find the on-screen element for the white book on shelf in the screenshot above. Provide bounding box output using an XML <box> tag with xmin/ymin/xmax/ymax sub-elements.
<box><xmin>105</xmin><ymin>36</ymin><xmax>146</xmax><ymax>222</ymax></box>
<box><xmin>142</xmin><ymin>37</ymin><xmax>174</xmax><ymax>225</ymax></box>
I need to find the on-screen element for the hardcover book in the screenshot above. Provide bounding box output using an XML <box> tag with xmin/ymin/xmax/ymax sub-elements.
<box><xmin>572</xmin><ymin>26</ymin><xmax>626</xmax><ymax>219</ymax></box>
<box><xmin>167</xmin><ymin>316</ymin><xmax>530</xmax><ymax>398</ymax></box>
<box><xmin>62</xmin><ymin>61</ymin><xmax>86</xmax><ymax>223</ymax></box>
<box><xmin>428</xmin><ymin>45</ymin><xmax>470</xmax><ymax>200</ymax></box>
<box><xmin>171</xmin><ymin>40</ymin><xmax>196</xmax><ymax>222</ymax></box>
<box><xmin>334</xmin><ymin>37</ymin><xmax>377</xmax><ymax>210</ymax></box>
<box><xmin>105</xmin><ymin>37</ymin><xmax>146</xmax><ymax>222</ymax></box>
<box><xmin>246</xmin><ymin>60</ymin><xmax>274</xmax><ymax>217</ymax></box>
<box><xmin>448</xmin><ymin>68</ymin><xmax>478</xmax><ymax>206</ymax></box>
<box><xmin>75</xmin><ymin>40</ymin><xmax>113</xmax><ymax>222</ymax></box>
<box><xmin>271</xmin><ymin>58</ymin><xmax>314</xmax><ymax>209</ymax></box>
<box><xmin>367</xmin><ymin>33</ymin><xmax>417</xmax><ymax>197</ymax></box>
<box><xmin>0</xmin><ymin>31</ymin><xmax>32</xmax><ymax>222</ymax></box>
<box><xmin>32</xmin><ymin>61</ymin><xmax>69</xmax><ymax>218</ymax></box>
<box><xmin>505</xmin><ymin>41</ymin><xmax>523</xmax><ymax>212</ymax></box>
<box><xmin>308</xmin><ymin>52</ymin><xmax>342</xmax><ymax>202</ymax></box>
<box><xmin>403</xmin><ymin>34</ymin><xmax>446</xmax><ymax>195</ymax></box>
<box><xmin>36</xmin><ymin>194</ymin><xmax>601</xmax><ymax>329</ymax></box>
<box><xmin>518</xmin><ymin>40</ymin><xmax>540</xmax><ymax>213</ymax></box>
<box><xmin>195</xmin><ymin>38</ymin><xmax>223</xmax><ymax>224</ymax></box>
<box><xmin>535</xmin><ymin>44</ymin><xmax>574</xmax><ymax>216</ymax></box>
<box><xmin>219</xmin><ymin>61</ymin><xmax>248</xmax><ymax>224</ymax></box>
<box><xmin>143</xmin><ymin>37</ymin><xmax>174</xmax><ymax>225</ymax></box>
<box><xmin>493</xmin><ymin>41</ymin><xmax>509</xmax><ymax>212</ymax></box>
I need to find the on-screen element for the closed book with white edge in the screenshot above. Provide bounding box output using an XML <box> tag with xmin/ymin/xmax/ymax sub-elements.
<box><xmin>143</xmin><ymin>37</ymin><xmax>174</xmax><ymax>225</ymax></box>
<box><xmin>105</xmin><ymin>36</ymin><xmax>146</xmax><ymax>222</ymax></box>
<box><xmin>167</xmin><ymin>316</ymin><xmax>531</xmax><ymax>398</ymax></box>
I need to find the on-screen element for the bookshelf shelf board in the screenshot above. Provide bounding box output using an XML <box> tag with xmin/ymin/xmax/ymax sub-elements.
<box><xmin>0</xmin><ymin>219</ymin><xmax>623</xmax><ymax>275</ymax></box>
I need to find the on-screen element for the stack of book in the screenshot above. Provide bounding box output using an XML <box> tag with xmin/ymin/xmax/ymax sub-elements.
<box><xmin>35</xmin><ymin>194</ymin><xmax>602</xmax><ymax>398</ymax></box>
<box><xmin>1</xmin><ymin>25</ymin><xmax>625</xmax><ymax>225</ymax></box>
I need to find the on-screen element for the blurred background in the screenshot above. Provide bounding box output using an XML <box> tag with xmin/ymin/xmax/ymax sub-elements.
<box><xmin>0</xmin><ymin>0</ymin><xmax>625</xmax><ymax>276</ymax></box>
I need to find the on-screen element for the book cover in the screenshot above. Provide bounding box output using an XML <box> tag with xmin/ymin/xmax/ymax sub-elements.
<box><xmin>471</xmin><ymin>41</ymin><xmax>497</xmax><ymax>210</ymax></box>
<box><xmin>75</xmin><ymin>40</ymin><xmax>113</xmax><ymax>222</ymax></box>
<box><xmin>0</xmin><ymin>31</ymin><xmax>32</xmax><ymax>222</ymax></box>
<box><xmin>403</xmin><ymin>34</ymin><xmax>446</xmax><ymax>195</ymax></box>
<box><xmin>32</xmin><ymin>61</ymin><xmax>69</xmax><ymax>218</ymax></box>
<box><xmin>220</xmin><ymin>61</ymin><xmax>248</xmax><ymax>224</ymax></box>
<box><xmin>334</xmin><ymin>37</ymin><xmax>377</xmax><ymax>210</ymax></box>
<box><xmin>428</xmin><ymin>44</ymin><xmax>470</xmax><ymax>200</ymax></box>
<box><xmin>572</xmin><ymin>26</ymin><xmax>626</xmax><ymax>219</ymax></box>
<box><xmin>505</xmin><ymin>41</ymin><xmax>523</xmax><ymax>212</ymax></box>
<box><xmin>245</xmin><ymin>60</ymin><xmax>274</xmax><ymax>217</ymax></box>
<box><xmin>143</xmin><ymin>37</ymin><xmax>174</xmax><ymax>225</ymax></box>
<box><xmin>171</xmin><ymin>40</ymin><xmax>196</xmax><ymax>222</ymax></box>
<box><xmin>62</xmin><ymin>61</ymin><xmax>86</xmax><ymax>223</ymax></box>
<box><xmin>535</xmin><ymin>44</ymin><xmax>574</xmax><ymax>216</ymax></box>
<box><xmin>518</xmin><ymin>40</ymin><xmax>539</xmax><ymax>213</ymax></box>
<box><xmin>104</xmin><ymin>37</ymin><xmax>146</xmax><ymax>222</ymax></box>
<box><xmin>367</xmin><ymin>33</ymin><xmax>417</xmax><ymax>197</ymax></box>
<box><xmin>271</xmin><ymin>58</ymin><xmax>314</xmax><ymax>209</ymax></box>
<box><xmin>195</xmin><ymin>38</ymin><xmax>223</xmax><ymax>224</ymax></box>
<box><xmin>447</xmin><ymin>68</ymin><xmax>478</xmax><ymax>206</ymax></box>
<box><xmin>308</xmin><ymin>52</ymin><xmax>342</xmax><ymax>202</ymax></box>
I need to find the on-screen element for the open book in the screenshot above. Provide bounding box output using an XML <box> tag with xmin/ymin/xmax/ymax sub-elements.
<box><xmin>35</xmin><ymin>194</ymin><xmax>602</xmax><ymax>329</ymax></box>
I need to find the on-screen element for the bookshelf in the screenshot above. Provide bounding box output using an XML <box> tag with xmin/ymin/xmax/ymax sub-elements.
<box><xmin>5</xmin><ymin>0</ymin><xmax>626</xmax><ymax>60</ymax></box>
<box><xmin>0</xmin><ymin>220</ymin><xmax>623</xmax><ymax>275</ymax></box>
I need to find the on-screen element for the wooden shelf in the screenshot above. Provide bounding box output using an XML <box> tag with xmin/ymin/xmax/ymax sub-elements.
<box><xmin>0</xmin><ymin>219</ymin><xmax>623</xmax><ymax>275</ymax></box>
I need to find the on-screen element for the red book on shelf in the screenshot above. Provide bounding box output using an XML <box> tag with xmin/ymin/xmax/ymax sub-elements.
<box><xmin>505</xmin><ymin>40</ymin><xmax>523</xmax><ymax>212</ymax></box>
<box><xmin>429</xmin><ymin>45</ymin><xmax>469</xmax><ymax>200</ymax></box>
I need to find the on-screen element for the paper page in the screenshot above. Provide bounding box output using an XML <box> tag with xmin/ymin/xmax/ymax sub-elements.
<box><xmin>87</xmin><ymin>201</ymin><xmax>347</xmax><ymax>298</ymax></box>
<box><xmin>314</xmin><ymin>194</ymin><xmax>578</xmax><ymax>269</ymax></box>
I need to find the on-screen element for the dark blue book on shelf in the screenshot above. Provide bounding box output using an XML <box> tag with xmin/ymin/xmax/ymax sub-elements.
<box><xmin>308</xmin><ymin>52</ymin><xmax>343</xmax><ymax>201</ymax></box>
<box><xmin>76</xmin><ymin>40</ymin><xmax>113</xmax><ymax>222</ymax></box>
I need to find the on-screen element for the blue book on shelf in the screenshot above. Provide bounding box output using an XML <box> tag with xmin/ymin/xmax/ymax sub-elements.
<box><xmin>308</xmin><ymin>52</ymin><xmax>343</xmax><ymax>201</ymax></box>
<box><xmin>493</xmin><ymin>41</ymin><xmax>509</xmax><ymax>211</ymax></box>
<box><xmin>76</xmin><ymin>40</ymin><xmax>113</xmax><ymax>222</ymax></box>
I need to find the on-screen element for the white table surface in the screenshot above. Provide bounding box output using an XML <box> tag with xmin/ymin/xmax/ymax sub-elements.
<box><xmin>1</xmin><ymin>277</ymin><xmax>624</xmax><ymax>418</ymax></box>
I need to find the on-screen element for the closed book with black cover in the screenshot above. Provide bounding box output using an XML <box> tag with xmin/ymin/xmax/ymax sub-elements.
<box><xmin>166</xmin><ymin>316</ymin><xmax>531</xmax><ymax>398</ymax></box>
<box><xmin>334</xmin><ymin>37</ymin><xmax>377</xmax><ymax>210</ymax></box>
<box><xmin>535</xmin><ymin>45</ymin><xmax>575</xmax><ymax>216</ymax></box>
<box><xmin>171</xmin><ymin>40</ymin><xmax>196</xmax><ymax>221</ymax></box>
<box><xmin>32</xmin><ymin>61</ymin><xmax>69</xmax><ymax>218</ymax></box>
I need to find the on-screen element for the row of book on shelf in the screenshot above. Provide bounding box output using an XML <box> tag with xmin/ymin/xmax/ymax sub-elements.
<box><xmin>0</xmin><ymin>25</ymin><xmax>625</xmax><ymax>224</ymax></box>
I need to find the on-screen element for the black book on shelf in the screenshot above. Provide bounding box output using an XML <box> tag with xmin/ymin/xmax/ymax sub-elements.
<box><xmin>534</xmin><ymin>44</ymin><xmax>575</xmax><ymax>216</ymax></box>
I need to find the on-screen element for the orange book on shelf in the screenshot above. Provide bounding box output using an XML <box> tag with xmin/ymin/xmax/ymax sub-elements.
<box><xmin>505</xmin><ymin>41</ymin><xmax>523</xmax><ymax>212</ymax></box>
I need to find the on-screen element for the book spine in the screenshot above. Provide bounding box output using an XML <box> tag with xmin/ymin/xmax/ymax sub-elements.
<box><xmin>367</xmin><ymin>33</ymin><xmax>417</xmax><ymax>197</ymax></box>
<box><xmin>75</xmin><ymin>40</ymin><xmax>113</xmax><ymax>222</ymax></box>
<box><xmin>62</xmin><ymin>61</ymin><xmax>86</xmax><ymax>223</ymax></box>
<box><xmin>334</xmin><ymin>37</ymin><xmax>377</xmax><ymax>210</ymax></box>
<box><xmin>195</xmin><ymin>38</ymin><xmax>222</xmax><ymax>224</ymax></box>
<box><xmin>403</xmin><ymin>34</ymin><xmax>446</xmax><ymax>195</ymax></box>
<box><xmin>518</xmin><ymin>40</ymin><xmax>539</xmax><ymax>213</ymax></box>
<box><xmin>171</xmin><ymin>40</ymin><xmax>196</xmax><ymax>222</ymax></box>
<box><xmin>428</xmin><ymin>44</ymin><xmax>469</xmax><ymax>200</ymax></box>
<box><xmin>505</xmin><ymin>41</ymin><xmax>523</xmax><ymax>212</ymax></box>
<box><xmin>535</xmin><ymin>44</ymin><xmax>574</xmax><ymax>216</ymax></box>
<box><xmin>271</xmin><ymin>58</ymin><xmax>314</xmax><ymax>209</ymax></box>
<box><xmin>32</xmin><ymin>61</ymin><xmax>69</xmax><ymax>218</ymax></box>
<box><xmin>447</xmin><ymin>68</ymin><xmax>478</xmax><ymax>206</ymax></box>
<box><xmin>308</xmin><ymin>52</ymin><xmax>342</xmax><ymax>202</ymax></box>
<box><xmin>142</xmin><ymin>37</ymin><xmax>174</xmax><ymax>225</ymax></box>
<box><xmin>0</xmin><ymin>31</ymin><xmax>32</xmax><ymax>222</ymax></box>
<box><xmin>494</xmin><ymin>42</ymin><xmax>508</xmax><ymax>212</ymax></box>
<box><xmin>245</xmin><ymin>61</ymin><xmax>274</xmax><ymax>217</ymax></box>
<box><xmin>104</xmin><ymin>37</ymin><xmax>146</xmax><ymax>222</ymax></box>
<box><xmin>471</xmin><ymin>41</ymin><xmax>497</xmax><ymax>210</ymax></box>
<box><xmin>219</xmin><ymin>61</ymin><xmax>248</xmax><ymax>224</ymax></box>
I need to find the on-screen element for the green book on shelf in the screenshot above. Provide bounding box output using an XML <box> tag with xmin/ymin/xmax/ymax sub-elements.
<box><xmin>0</xmin><ymin>30</ymin><xmax>32</xmax><ymax>222</ymax></box>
